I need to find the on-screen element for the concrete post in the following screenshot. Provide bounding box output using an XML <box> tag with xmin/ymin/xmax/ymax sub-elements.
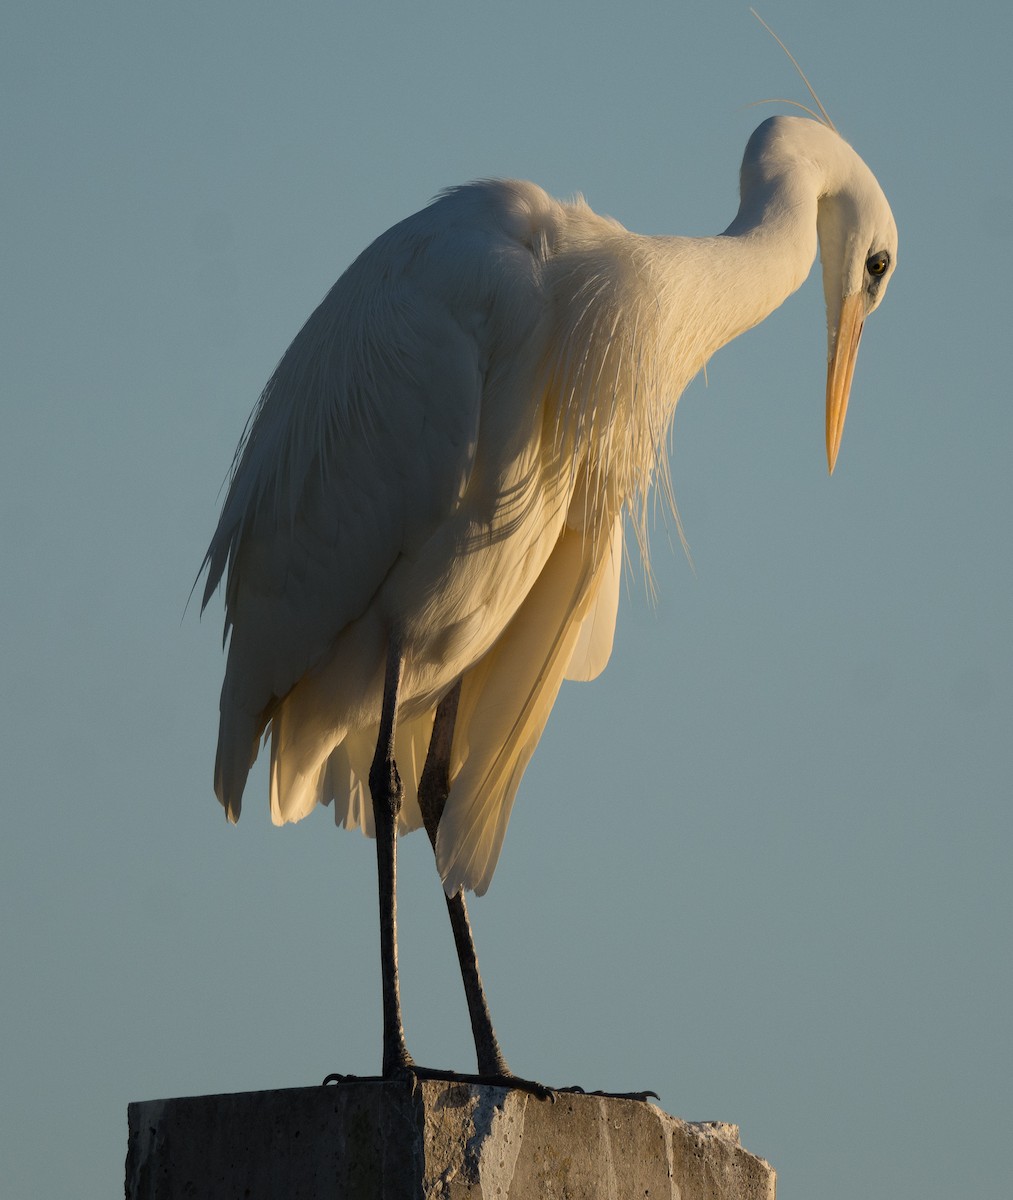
<box><xmin>126</xmin><ymin>1078</ymin><xmax>775</xmax><ymax>1199</ymax></box>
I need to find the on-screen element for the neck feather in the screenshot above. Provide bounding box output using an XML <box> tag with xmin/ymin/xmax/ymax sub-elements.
<box><xmin>546</xmin><ymin>172</ymin><xmax>820</xmax><ymax>519</ymax></box>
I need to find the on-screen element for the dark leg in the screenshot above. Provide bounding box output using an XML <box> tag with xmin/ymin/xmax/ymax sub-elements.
<box><xmin>325</xmin><ymin>674</ymin><xmax>646</xmax><ymax>1102</ymax></box>
<box><xmin>368</xmin><ymin>640</ymin><xmax>413</xmax><ymax>1076</ymax></box>
<box><xmin>418</xmin><ymin>684</ymin><xmax>510</xmax><ymax>1078</ymax></box>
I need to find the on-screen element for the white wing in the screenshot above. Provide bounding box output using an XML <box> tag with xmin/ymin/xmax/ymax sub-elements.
<box><xmin>436</xmin><ymin>517</ymin><xmax>622</xmax><ymax>896</ymax></box>
<box><xmin>202</xmin><ymin>181</ymin><xmax>559</xmax><ymax>820</ymax></box>
<box><xmin>564</xmin><ymin>517</ymin><xmax>622</xmax><ymax>681</ymax></box>
<box><xmin>204</xmin><ymin>221</ymin><xmax>482</xmax><ymax>816</ymax></box>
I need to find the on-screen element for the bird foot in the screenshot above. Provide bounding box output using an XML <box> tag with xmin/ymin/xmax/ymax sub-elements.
<box><xmin>322</xmin><ymin>1065</ymin><xmax>554</xmax><ymax>1101</ymax></box>
<box><xmin>321</xmin><ymin>1068</ymin><xmax>656</xmax><ymax>1104</ymax></box>
<box><xmin>554</xmin><ymin>1084</ymin><xmax>660</xmax><ymax>1102</ymax></box>
<box><xmin>412</xmin><ymin>1065</ymin><xmax>555</xmax><ymax>1101</ymax></box>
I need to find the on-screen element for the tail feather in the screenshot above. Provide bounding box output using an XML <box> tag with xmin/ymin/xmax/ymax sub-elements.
<box><xmin>213</xmin><ymin>703</ymin><xmax>262</xmax><ymax>824</ymax></box>
<box><xmin>321</xmin><ymin>714</ymin><xmax>432</xmax><ymax>836</ymax></box>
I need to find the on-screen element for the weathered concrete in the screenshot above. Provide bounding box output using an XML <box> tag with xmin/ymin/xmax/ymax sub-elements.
<box><xmin>126</xmin><ymin>1078</ymin><xmax>775</xmax><ymax>1199</ymax></box>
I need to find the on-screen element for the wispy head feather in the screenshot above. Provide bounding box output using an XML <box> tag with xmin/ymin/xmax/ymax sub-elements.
<box><xmin>749</xmin><ymin>9</ymin><xmax>836</xmax><ymax>132</ymax></box>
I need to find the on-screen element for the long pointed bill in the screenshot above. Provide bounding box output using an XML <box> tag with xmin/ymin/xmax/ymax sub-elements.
<box><xmin>826</xmin><ymin>291</ymin><xmax>865</xmax><ymax>475</ymax></box>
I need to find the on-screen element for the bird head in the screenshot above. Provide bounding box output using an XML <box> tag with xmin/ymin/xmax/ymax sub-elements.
<box><xmin>815</xmin><ymin>144</ymin><xmax>898</xmax><ymax>473</ymax></box>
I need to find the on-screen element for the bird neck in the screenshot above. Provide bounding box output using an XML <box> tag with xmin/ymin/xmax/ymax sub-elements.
<box><xmin>707</xmin><ymin>168</ymin><xmax>821</xmax><ymax>351</ymax></box>
<box><xmin>546</xmin><ymin>171</ymin><xmax>823</xmax><ymax>543</ymax></box>
<box><xmin>618</xmin><ymin>172</ymin><xmax>821</xmax><ymax>402</ymax></box>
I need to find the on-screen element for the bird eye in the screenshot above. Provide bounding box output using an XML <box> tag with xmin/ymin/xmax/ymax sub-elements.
<box><xmin>866</xmin><ymin>251</ymin><xmax>890</xmax><ymax>277</ymax></box>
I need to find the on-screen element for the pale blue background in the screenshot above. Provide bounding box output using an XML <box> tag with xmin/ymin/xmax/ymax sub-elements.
<box><xmin>3</xmin><ymin>3</ymin><xmax>1010</xmax><ymax>1197</ymax></box>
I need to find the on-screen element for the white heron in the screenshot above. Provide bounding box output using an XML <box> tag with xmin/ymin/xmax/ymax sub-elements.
<box><xmin>201</xmin><ymin>112</ymin><xmax>896</xmax><ymax>1087</ymax></box>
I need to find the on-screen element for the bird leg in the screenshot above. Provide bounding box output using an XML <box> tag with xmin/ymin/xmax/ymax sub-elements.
<box><xmin>418</xmin><ymin>683</ymin><xmax>511</xmax><ymax>1079</ymax></box>
<box><xmin>368</xmin><ymin>640</ymin><xmax>413</xmax><ymax>1076</ymax></box>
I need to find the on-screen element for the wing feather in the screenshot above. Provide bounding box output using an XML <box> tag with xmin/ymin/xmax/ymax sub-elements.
<box><xmin>564</xmin><ymin>517</ymin><xmax>622</xmax><ymax>681</ymax></box>
<box><xmin>202</xmin><ymin>181</ymin><xmax>560</xmax><ymax>820</ymax></box>
<box><xmin>436</xmin><ymin>518</ymin><xmax>620</xmax><ymax>895</ymax></box>
<box><xmin>204</xmin><ymin>228</ymin><xmax>484</xmax><ymax>815</ymax></box>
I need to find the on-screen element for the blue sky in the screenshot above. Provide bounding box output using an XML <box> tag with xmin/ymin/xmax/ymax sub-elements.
<box><xmin>3</xmin><ymin>3</ymin><xmax>1011</xmax><ymax>1197</ymax></box>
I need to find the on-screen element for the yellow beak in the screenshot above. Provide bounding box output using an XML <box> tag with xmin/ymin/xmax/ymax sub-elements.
<box><xmin>826</xmin><ymin>291</ymin><xmax>865</xmax><ymax>475</ymax></box>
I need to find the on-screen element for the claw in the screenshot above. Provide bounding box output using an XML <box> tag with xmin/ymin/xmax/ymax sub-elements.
<box><xmin>410</xmin><ymin>1064</ymin><xmax>555</xmax><ymax>1102</ymax></box>
<box><xmin>555</xmin><ymin>1085</ymin><xmax>660</xmax><ymax>1102</ymax></box>
<box><xmin>321</xmin><ymin>1066</ymin><xmax>555</xmax><ymax>1101</ymax></box>
<box><xmin>322</xmin><ymin>1068</ymin><xmax>657</xmax><ymax>1104</ymax></box>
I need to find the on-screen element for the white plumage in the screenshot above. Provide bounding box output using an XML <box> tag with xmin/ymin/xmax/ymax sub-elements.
<box><xmin>202</xmin><ymin>114</ymin><xmax>896</xmax><ymax>1081</ymax></box>
<box><xmin>204</xmin><ymin>117</ymin><xmax>897</xmax><ymax>895</ymax></box>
